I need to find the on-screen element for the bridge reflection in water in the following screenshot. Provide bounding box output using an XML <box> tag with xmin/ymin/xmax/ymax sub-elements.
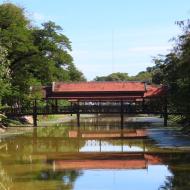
<box><xmin>52</xmin><ymin>153</ymin><xmax>162</xmax><ymax>170</ymax></box>
<box><xmin>27</xmin><ymin>126</ymin><xmax>164</xmax><ymax>171</ymax></box>
<box><xmin>68</xmin><ymin>128</ymin><xmax>147</xmax><ymax>139</ymax></box>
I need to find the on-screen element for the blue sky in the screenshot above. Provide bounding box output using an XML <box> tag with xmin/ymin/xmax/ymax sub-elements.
<box><xmin>1</xmin><ymin>0</ymin><xmax>190</xmax><ymax>80</ymax></box>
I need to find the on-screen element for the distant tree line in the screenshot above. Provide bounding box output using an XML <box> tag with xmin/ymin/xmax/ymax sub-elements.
<box><xmin>93</xmin><ymin>70</ymin><xmax>152</xmax><ymax>83</ymax></box>
<box><xmin>0</xmin><ymin>3</ymin><xmax>86</xmax><ymax>106</ymax></box>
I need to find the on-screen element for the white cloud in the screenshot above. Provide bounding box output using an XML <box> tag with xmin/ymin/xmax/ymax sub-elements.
<box><xmin>71</xmin><ymin>49</ymin><xmax>112</xmax><ymax>61</ymax></box>
<box><xmin>33</xmin><ymin>12</ymin><xmax>46</xmax><ymax>21</ymax></box>
<box><xmin>128</xmin><ymin>45</ymin><xmax>171</xmax><ymax>53</ymax></box>
<box><xmin>72</xmin><ymin>44</ymin><xmax>171</xmax><ymax>64</ymax></box>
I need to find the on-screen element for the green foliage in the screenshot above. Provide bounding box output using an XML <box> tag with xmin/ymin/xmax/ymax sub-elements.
<box><xmin>94</xmin><ymin>71</ymin><xmax>152</xmax><ymax>82</ymax></box>
<box><xmin>151</xmin><ymin>20</ymin><xmax>190</xmax><ymax>118</ymax></box>
<box><xmin>32</xmin><ymin>21</ymin><xmax>74</xmax><ymax>83</ymax></box>
<box><xmin>94</xmin><ymin>72</ymin><xmax>130</xmax><ymax>81</ymax></box>
<box><xmin>0</xmin><ymin>2</ymin><xmax>85</xmax><ymax>105</ymax></box>
<box><xmin>68</xmin><ymin>63</ymin><xmax>86</xmax><ymax>81</ymax></box>
<box><xmin>130</xmin><ymin>70</ymin><xmax>152</xmax><ymax>83</ymax></box>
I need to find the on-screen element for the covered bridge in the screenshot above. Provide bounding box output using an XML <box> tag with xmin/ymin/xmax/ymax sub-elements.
<box><xmin>3</xmin><ymin>82</ymin><xmax>167</xmax><ymax>127</ymax></box>
<box><xmin>40</xmin><ymin>81</ymin><xmax>168</xmax><ymax>127</ymax></box>
<box><xmin>44</xmin><ymin>81</ymin><xmax>166</xmax><ymax>101</ymax></box>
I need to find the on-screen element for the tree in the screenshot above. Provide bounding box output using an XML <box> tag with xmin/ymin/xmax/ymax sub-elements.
<box><xmin>0</xmin><ymin>3</ymin><xmax>38</xmax><ymax>100</ymax></box>
<box><xmin>151</xmin><ymin>20</ymin><xmax>190</xmax><ymax>117</ymax></box>
<box><xmin>93</xmin><ymin>71</ymin><xmax>152</xmax><ymax>82</ymax></box>
<box><xmin>0</xmin><ymin>2</ymin><xmax>86</xmax><ymax>105</ymax></box>
<box><xmin>130</xmin><ymin>70</ymin><xmax>152</xmax><ymax>83</ymax></box>
<box><xmin>68</xmin><ymin>63</ymin><xmax>86</xmax><ymax>81</ymax></box>
<box><xmin>32</xmin><ymin>21</ymin><xmax>73</xmax><ymax>83</ymax></box>
<box><xmin>94</xmin><ymin>72</ymin><xmax>130</xmax><ymax>81</ymax></box>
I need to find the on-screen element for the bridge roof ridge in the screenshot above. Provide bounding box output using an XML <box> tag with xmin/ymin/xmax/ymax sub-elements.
<box><xmin>52</xmin><ymin>81</ymin><xmax>146</xmax><ymax>93</ymax></box>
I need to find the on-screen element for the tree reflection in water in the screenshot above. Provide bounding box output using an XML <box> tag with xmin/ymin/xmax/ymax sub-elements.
<box><xmin>159</xmin><ymin>153</ymin><xmax>190</xmax><ymax>190</ymax></box>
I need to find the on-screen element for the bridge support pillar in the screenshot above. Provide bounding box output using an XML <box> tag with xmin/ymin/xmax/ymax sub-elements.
<box><xmin>33</xmin><ymin>114</ymin><xmax>38</xmax><ymax>127</ymax></box>
<box><xmin>120</xmin><ymin>100</ymin><xmax>124</xmax><ymax>129</ymax></box>
<box><xmin>33</xmin><ymin>99</ymin><xmax>38</xmax><ymax>127</ymax></box>
<box><xmin>142</xmin><ymin>97</ymin><xmax>145</xmax><ymax>112</ymax></box>
<box><xmin>77</xmin><ymin>101</ymin><xmax>80</xmax><ymax>127</ymax></box>
<box><xmin>164</xmin><ymin>113</ymin><xmax>168</xmax><ymax>127</ymax></box>
<box><xmin>164</xmin><ymin>97</ymin><xmax>168</xmax><ymax>127</ymax></box>
<box><xmin>77</xmin><ymin>113</ymin><xmax>80</xmax><ymax>127</ymax></box>
<box><xmin>121</xmin><ymin>113</ymin><xmax>124</xmax><ymax>129</ymax></box>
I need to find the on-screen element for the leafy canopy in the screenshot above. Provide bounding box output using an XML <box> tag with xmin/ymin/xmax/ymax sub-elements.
<box><xmin>0</xmin><ymin>2</ymin><xmax>86</xmax><ymax>104</ymax></box>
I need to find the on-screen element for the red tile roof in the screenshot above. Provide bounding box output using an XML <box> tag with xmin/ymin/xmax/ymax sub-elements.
<box><xmin>53</xmin><ymin>82</ymin><xmax>146</xmax><ymax>93</ymax></box>
<box><xmin>144</xmin><ymin>85</ymin><xmax>166</xmax><ymax>97</ymax></box>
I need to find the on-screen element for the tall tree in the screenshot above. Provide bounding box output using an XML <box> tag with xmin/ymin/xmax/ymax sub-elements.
<box><xmin>0</xmin><ymin>3</ymin><xmax>86</xmax><ymax>104</ymax></box>
<box><xmin>152</xmin><ymin>20</ymin><xmax>190</xmax><ymax>116</ymax></box>
<box><xmin>32</xmin><ymin>21</ymin><xmax>74</xmax><ymax>83</ymax></box>
<box><xmin>0</xmin><ymin>3</ymin><xmax>38</xmax><ymax>99</ymax></box>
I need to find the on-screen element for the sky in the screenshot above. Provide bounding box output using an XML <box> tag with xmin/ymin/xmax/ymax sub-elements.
<box><xmin>1</xmin><ymin>0</ymin><xmax>190</xmax><ymax>80</ymax></box>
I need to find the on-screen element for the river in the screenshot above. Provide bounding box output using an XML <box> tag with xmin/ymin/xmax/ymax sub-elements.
<box><xmin>0</xmin><ymin>116</ymin><xmax>190</xmax><ymax>190</ymax></box>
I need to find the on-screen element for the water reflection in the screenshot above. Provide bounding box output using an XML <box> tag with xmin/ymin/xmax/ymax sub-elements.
<box><xmin>73</xmin><ymin>167</ymin><xmax>172</xmax><ymax>190</ymax></box>
<box><xmin>0</xmin><ymin>117</ymin><xmax>190</xmax><ymax>189</ymax></box>
<box><xmin>80</xmin><ymin>140</ymin><xmax>144</xmax><ymax>152</ymax></box>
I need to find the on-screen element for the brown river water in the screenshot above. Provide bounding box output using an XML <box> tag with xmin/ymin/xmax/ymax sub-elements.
<box><xmin>0</xmin><ymin>116</ymin><xmax>190</xmax><ymax>190</ymax></box>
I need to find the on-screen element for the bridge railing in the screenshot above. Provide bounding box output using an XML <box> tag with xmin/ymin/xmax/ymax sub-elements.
<box><xmin>1</xmin><ymin>103</ymin><xmax>166</xmax><ymax>116</ymax></box>
<box><xmin>1</xmin><ymin>97</ymin><xmax>176</xmax><ymax>116</ymax></box>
